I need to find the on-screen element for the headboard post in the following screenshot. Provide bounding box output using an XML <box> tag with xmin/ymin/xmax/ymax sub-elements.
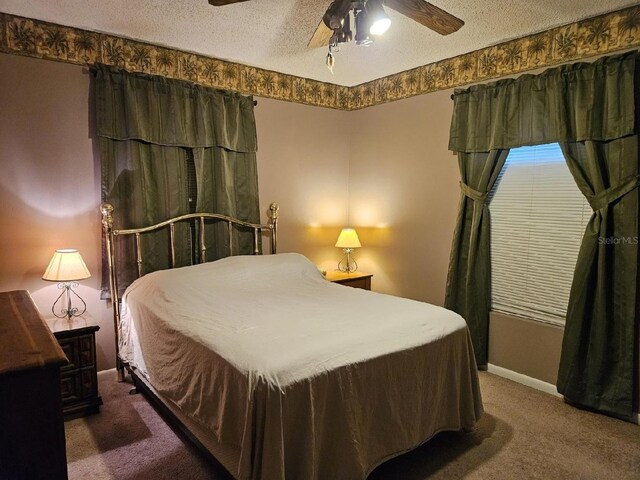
<box><xmin>101</xmin><ymin>203</ymin><xmax>125</xmax><ymax>382</ymax></box>
<box><xmin>269</xmin><ymin>203</ymin><xmax>279</xmax><ymax>254</ymax></box>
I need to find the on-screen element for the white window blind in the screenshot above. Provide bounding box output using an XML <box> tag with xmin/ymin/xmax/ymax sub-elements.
<box><xmin>489</xmin><ymin>143</ymin><xmax>591</xmax><ymax>325</ymax></box>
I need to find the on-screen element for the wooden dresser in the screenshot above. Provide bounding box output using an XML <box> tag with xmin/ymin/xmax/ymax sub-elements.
<box><xmin>0</xmin><ymin>290</ymin><xmax>69</xmax><ymax>480</ymax></box>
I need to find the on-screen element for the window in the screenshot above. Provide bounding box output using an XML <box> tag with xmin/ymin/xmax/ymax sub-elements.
<box><xmin>489</xmin><ymin>143</ymin><xmax>590</xmax><ymax>325</ymax></box>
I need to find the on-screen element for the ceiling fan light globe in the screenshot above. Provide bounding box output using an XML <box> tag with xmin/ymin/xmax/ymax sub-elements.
<box><xmin>369</xmin><ymin>17</ymin><xmax>391</xmax><ymax>36</ymax></box>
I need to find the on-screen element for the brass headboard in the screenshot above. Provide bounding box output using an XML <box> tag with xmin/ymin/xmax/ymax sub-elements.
<box><xmin>100</xmin><ymin>202</ymin><xmax>280</xmax><ymax>381</ymax></box>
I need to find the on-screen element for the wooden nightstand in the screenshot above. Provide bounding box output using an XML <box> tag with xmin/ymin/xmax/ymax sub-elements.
<box><xmin>325</xmin><ymin>271</ymin><xmax>372</xmax><ymax>290</ymax></box>
<box><xmin>46</xmin><ymin>315</ymin><xmax>103</xmax><ymax>420</ymax></box>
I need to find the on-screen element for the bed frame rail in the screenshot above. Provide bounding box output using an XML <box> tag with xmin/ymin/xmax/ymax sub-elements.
<box><xmin>100</xmin><ymin>203</ymin><xmax>280</xmax><ymax>381</ymax></box>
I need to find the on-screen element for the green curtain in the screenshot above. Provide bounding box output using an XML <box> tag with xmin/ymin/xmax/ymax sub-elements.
<box><xmin>100</xmin><ymin>140</ymin><xmax>192</xmax><ymax>294</ymax></box>
<box><xmin>96</xmin><ymin>64</ymin><xmax>259</xmax><ymax>295</ymax></box>
<box><xmin>446</xmin><ymin>51</ymin><xmax>638</xmax><ymax>418</ymax></box>
<box><xmin>193</xmin><ymin>147</ymin><xmax>261</xmax><ymax>260</ymax></box>
<box><xmin>444</xmin><ymin>149</ymin><xmax>509</xmax><ymax>366</ymax></box>
<box><xmin>95</xmin><ymin>65</ymin><xmax>257</xmax><ymax>151</ymax></box>
<box><xmin>449</xmin><ymin>53</ymin><xmax>636</xmax><ymax>152</ymax></box>
<box><xmin>557</xmin><ymin>138</ymin><xmax>639</xmax><ymax>420</ymax></box>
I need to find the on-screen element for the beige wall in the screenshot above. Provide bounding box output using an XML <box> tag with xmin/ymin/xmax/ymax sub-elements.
<box><xmin>347</xmin><ymin>91</ymin><xmax>460</xmax><ymax>304</ymax></box>
<box><xmin>0</xmin><ymin>54</ymin><xmax>115</xmax><ymax>368</ymax></box>
<box><xmin>488</xmin><ymin>312</ymin><xmax>564</xmax><ymax>384</ymax></box>
<box><xmin>0</xmin><ymin>54</ymin><xmax>350</xmax><ymax>370</ymax></box>
<box><xmin>255</xmin><ymin>97</ymin><xmax>350</xmax><ymax>273</ymax></box>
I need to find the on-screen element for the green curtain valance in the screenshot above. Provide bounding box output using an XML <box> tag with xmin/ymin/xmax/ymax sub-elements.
<box><xmin>449</xmin><ymin>52</ymin><xmax>637</xmax><ymax>153</ymax></box>
<box><xmin>94</xmin><ymin>64</ymin><xmax>257</xmax><ymax>152</ymax></box>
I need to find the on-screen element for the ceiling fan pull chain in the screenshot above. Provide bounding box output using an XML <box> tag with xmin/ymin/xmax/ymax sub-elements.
<box><xmin>326</xmin><ymin>45</ymin><xmax>336</xmax><ymax>74</ymax></box>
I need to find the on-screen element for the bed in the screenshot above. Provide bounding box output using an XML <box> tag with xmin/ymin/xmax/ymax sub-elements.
<box><xmin>101</xmin><ymin>202</ymin><xmax>483</xmax><ymax>480</ymax></box>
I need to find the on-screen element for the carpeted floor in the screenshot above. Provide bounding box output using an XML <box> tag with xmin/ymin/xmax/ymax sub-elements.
<box><xmin>65</xmin><ymin>370</ymin><xmax>640</xmax><ymax>479</ymax></box>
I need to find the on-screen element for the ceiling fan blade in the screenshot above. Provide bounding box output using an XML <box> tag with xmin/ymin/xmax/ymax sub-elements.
<box><xmin>307</xmin><ymin>0</ymin><xmax>351</xmax><ymax>49</ymax></box>
<box><xmin>308</xmin><ymin>19</ymin><xmax>335</xmax><ymax>49</ymax></box>
<box><xmin>385</xmin><ymin>0</ymin><xmax>464</xmax><ymax>35</ymax></box>
<box><xmin>208</xmin><ymin>0</ymin><xmax>250</xmax><ymax>6</ymax></box>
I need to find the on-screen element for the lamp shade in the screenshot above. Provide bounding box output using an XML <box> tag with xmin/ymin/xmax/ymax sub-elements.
<box><xmin>42</xmin><ymin>249</ymin><xmax>91</xmax><ymax>282</ymax></box>
<box><xmin>335</xmin><ymin>228</ymin><xmax>362</xmax><ymax>249</ymax></box>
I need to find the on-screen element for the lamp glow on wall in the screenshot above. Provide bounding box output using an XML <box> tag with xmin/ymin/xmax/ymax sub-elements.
<box><xmin>42</xmin><ymin>249</ymin><xmax>91</xmax><ymax>320</ymax></box>
<box><xmin>335</xmin><ymin>228</ymin><xmax>361</xmax><ymax>273</ymax></box>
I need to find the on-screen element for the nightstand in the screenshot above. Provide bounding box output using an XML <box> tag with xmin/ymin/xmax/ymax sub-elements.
<box><xmin>325</xmin><ymin>271</ymin><xmax>372</xmax><ymax>290</ymax></box>
<box><xmin>46</xmin><ymin>315</ymin><xmax>103</xmax><ymax>420</ymax></box>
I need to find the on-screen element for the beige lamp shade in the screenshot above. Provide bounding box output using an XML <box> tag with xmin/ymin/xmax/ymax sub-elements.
<box><xmin>42</xmin><ymin>249</ymin><xmax>91</xmax><ymax>282</ymax></box>
<box><xmin>335</xmin><ymin>228</ymin><xmax>362</xmax><ymax>249</ymax></box>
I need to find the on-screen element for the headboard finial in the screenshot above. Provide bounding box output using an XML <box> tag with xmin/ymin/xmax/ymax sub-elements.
<box><xmin>101</xmin><ymin>203</ymin><xmax>114</xmax><ymax>231</ymax></box>
<box><xmin>268</xmin><ymin>202</ymin><xmax>279</xmax><ymax>222</ymax></box>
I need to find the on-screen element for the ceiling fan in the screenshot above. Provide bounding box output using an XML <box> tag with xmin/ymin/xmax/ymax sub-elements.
<box><xmin>209</xmin><ymin>1</ymin><xmax>464</xmax><ymax>70</ymax></box>
<box><xmin>306</xmin><ymin>0</ymin><xmax>463</xmax><ymax>48</ymax></box>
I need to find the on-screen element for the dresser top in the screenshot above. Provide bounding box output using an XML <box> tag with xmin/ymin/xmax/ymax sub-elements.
<box><xmin>0</xmin><ymin>290</ymin><xmax>68</xmax><ymax>376</ymax></box>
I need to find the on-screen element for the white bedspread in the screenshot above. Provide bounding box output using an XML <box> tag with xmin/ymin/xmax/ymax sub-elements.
<box><xmin>119</xmin><ymin>253</ymin><xmax>482</xmax><ymax>479</ymax></box>
<box><xmin>120</xmin><ymin>253</ymin><xmax>468</xmax><ymax>388</ymax></box>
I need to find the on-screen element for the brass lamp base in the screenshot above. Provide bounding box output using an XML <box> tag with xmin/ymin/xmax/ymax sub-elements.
<box><xmin>51</xmin><ymin>282</ymin><xmax>87</xmax><ymax>320</ymax></box>
<box><xmin>337</xmin><ymin>248</ymin><xmax>358</xmax><ymax>273</ymax></box>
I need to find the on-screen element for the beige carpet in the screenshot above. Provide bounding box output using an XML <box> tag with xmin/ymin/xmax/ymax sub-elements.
<box><xmin>65</xmin><ymin>370</ymin><xmax>640</xmax><ymax>479</ymax></box>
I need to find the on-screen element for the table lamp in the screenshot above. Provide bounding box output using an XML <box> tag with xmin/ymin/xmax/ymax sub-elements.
<box><xmin>335</xmin><ymin>228</ymin><xmax>361</xmax><ymax>273</ymax></box>
<box><xmin>42</xmin><ymin>249</ymin><xmax>91</xmax><ymax>320</ymax></box>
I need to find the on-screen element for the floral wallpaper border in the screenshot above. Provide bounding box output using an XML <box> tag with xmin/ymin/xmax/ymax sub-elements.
<box><xmin>1</xmin><ymin>6</ymin><xmax>640</xmax><ymax>111</ymax></box>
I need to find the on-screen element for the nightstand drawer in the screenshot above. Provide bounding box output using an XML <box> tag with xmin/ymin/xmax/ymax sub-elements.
<box><xmin>58</xmin><ymin>337</ymin><xmax>79</xmax><ymax>371</ymax></box>
<box><xmin>78</xmin><ymin>334</ymin><xmax>95</xmax><ymax>366</ymax></box>
<box><xmin>341</xmin><ymin>277</ymin><xmax>371</xmax><ymax>290</ymax></box>
<box><xmin>47</xmin><ymin>316</ymin><xmax>102</xmax><ymax>420</ymax></box>
<box><xmin>60</xmin><ymin>370</ymin><xmax>82</xmax><ymax>402</ymax></box>
<box><xmin>81</xmin><ymin>366</ymin><xmax>98</xmax><ymax>396</ymax></box>
<box><xmin>325</xmin><ymin>272</ymin><xmax>373</xmax><ymax>291</ymax></box>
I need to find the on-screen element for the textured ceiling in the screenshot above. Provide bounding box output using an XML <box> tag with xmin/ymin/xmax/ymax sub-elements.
<box><xmin>0</xmin><ymin>0</ymin><xmax>637</xmax><ymax>86</ymax></box>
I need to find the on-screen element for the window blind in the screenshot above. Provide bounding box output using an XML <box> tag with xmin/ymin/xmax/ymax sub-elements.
<box><xmin>489</xmin><ymin>143</ymin><xmax>591</xmax><ymax>325</ymax></box>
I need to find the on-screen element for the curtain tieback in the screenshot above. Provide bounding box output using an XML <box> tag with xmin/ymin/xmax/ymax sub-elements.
<box><xmin>460</xmin><ymin>181</ymin><xmax>488</xmax><ymax>204</ymax></box>
<box><xmin>588</xmin><ymin>175</ymin><xmax>640</xmax><ymax>211</ymax></box>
